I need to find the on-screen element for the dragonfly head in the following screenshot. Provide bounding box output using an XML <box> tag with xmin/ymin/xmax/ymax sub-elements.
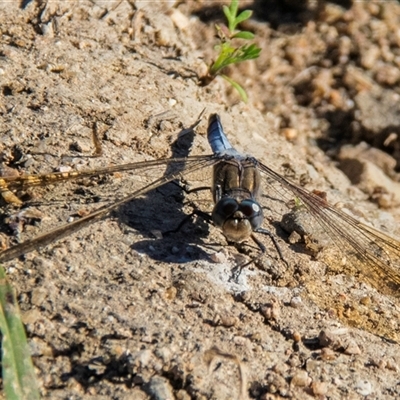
<box><xmin>212</xmin><ymin>198</ymin><xmax>263</xmax><ymax>242</ymax></box>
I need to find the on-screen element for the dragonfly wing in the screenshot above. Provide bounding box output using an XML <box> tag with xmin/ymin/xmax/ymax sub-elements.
<box><xmin>0</xmin><ymin>155</ymin><xmax>214</xmax><ymax>191</ymax></box>
<box><xmin>0</xmin><ymin>155</ymin><xmax>220</xmax><ymax>262</ymax></box>
<box><xmin>256</xmin><ymin>159</ymin><xmax>400</xmax><ymax>298</ymax></box>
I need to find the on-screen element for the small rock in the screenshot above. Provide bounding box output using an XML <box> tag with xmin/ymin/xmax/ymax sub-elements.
<box><xmin>233</xmin><ymin>336</ymin><xmax>249</xmax><ymax>346</ymax></box>
<box><xmin>291</xmin><ymin>370</ymin><xmax>311</xmax><ymax>387</ymax></box>
<box><xmin>290</xmin><ymin>296</ymin><xmax>302</xmax><ymax>308</ymax></box>
<box><xmin>164</xmin><ymin>286</ymin><xmax>177</xmax><ymax>301</ymax></box>
<box><xmin>320</xmin><ymin>347</ymin><xmax>336</xmax><ymax>361</ymax></box>
<box><xmin>272</xmin><ymin>362</ymin><xmax>289</xmax><ymax>375</ymax></box>
<box><xmin>22</xmin><ymin>309</ymin><xmax>42</xmax><ymax>325</ymax></box>
<box><xmin>176</xmin><ymin>389</ymin><xmax>191</xmax><ymax>400</ymax></box>
<box><xmin>311</xmin><ymin>380</ymin><xmax>328</xmax><ymax>396</ymax></box>
<box><xmin>288</xmin><ymin>230</ymin><xmax>302</xmax><ymax>244</ymax></box>
<box><xmin>141</xmin><ymin>335</ymin><xmax>152</xmax><ymax>343</ymax></box>
<box><xmin>355</xmin><ymin>379</ymin><xmax>373</xmax><ymax>396</ymax></box>
<box><xmin>260</xmin><ymin>300</ymin><xmax>280</xmax><ymax>320</ymax></box>
<box><xmin>318</xmin><ymin>329</ymin><xmax>347</xmax><ymax>350</ymax></box>
<box><xmin>281</xmin><ymin>128</ymin><xmax>298</xmax><ymax>141</ymax></box>
<box><xmin>58</xmin><ymin>165</ymin><xmax>72</xmax><ymax>173</ymax></box>
<box><xmin>386</xmin><ymin>359</ymin><xmax>399</xmax><ymax>372</ymax></box>
<box><xmin>29</xmin><ymin>337</ymin><xmax>53</xmax><ymax>357</ymax></box>
<box><xmin>215</xmin><ymin>313</ymin><xmax>237</xmax><ymax>328</ymax></box>
<box><xmin>266</xmin><ymin>372</ymin><xmax>288</xmax><ymax>395</ymax></box>
<box><xmin>129</xmin><ymin>349</ymin><xmax>153</xmax><ymax>370</ymax></box>
<box><xmin>359</xmin><ymin>296</ymin><xmax>371</xmax><ymax>306</ymax></box>
<box><xmin>344</xmin><ymin>340</ymin><xmax>362</xmax><ymax>355</ymax></box>
<box><xmin>292</xmin><ymin>331</ymin><xmax>302</xmax><ymax>343</ymax></box>
<box><xmin>209</xmin><ymin>251</ymin><xmax>227</xmax><ymax>263</ymax></box>
<box><xmin>31</xmin><ymin>287</ymin><xmax>47</xmax><ymax>306</ymax></box>
<box><xmin>168</xmin><ymin>8</ymin><xmax>190</xmax><ymax>31</ymax></box>
<box><xmin>146</xmin><ymin>376</ymin><xmax>174</xmax><ymax>400</ymax></box>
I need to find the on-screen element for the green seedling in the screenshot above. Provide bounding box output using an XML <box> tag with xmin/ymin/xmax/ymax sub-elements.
<box><xmin>200</xmin><ymin>0</ymin><xmax>261</xmax><ymax>102</ymax></box>
<box><xmin>0</xmin><ymin>266</ymin><xmax>40</xmax><ymax>400</ymax></box>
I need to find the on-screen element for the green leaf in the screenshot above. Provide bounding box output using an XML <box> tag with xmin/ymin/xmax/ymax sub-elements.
<box><xmin>232</xmin><ymin>31</ymin><xmax>255</xmax><ymax>40</ymax></box>
<box><xmin>222</xmin><ymin>4</ymin><xmax>230</xmax><ymax>17</ymax></box>
<box><xmin>234</xmin><ymin>9</ymin><xmax>252</xmax><ymax>24</ymax></box>
<box><xmin>223</xmin><ymin>6</ymin><xmax>235</xmax><ymax>32</ymax></box>
<box><xmin>0</xmin><ymin>266</ymin><xmax>40</xmax><ymax>400</ymax></box>
<box><xmin>221</xmin><ymin>74</ymin><xmax>248</xmax><ymax>103</ymax></box>
<box><xmin>229</xmin><ymin>0</ymin><xmax>239</xmax><ymax>18</ymax></box>
<box><xmin>240</xmin><ymin>43</ymin><xmax>262</xmax><ymax>59</ymax></box>
<box><xmin>224</xmin><ymin>0</ymin><xmax>240</xmax><ymax>32</ymax></box>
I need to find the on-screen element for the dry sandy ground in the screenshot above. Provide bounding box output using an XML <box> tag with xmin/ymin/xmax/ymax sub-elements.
<box><xmin>1</xmin><ymin>1</ymin><xmax>400</xmax><ymax>399</ymax></box>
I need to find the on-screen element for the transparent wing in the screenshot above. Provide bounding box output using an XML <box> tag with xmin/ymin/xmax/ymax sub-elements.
<box><xmin>256</xmin><ymin>158</ymin><xmax>400</xmax><ymax>298</ymax></box>
<box><xmin>0</xmin><ymin>154</ymin><xmax>220</xmax><ymax>262</ymax></box>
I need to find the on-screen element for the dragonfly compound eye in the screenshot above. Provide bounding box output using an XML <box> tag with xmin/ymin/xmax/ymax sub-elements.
<box><xmin>212</xmin><ymin>198</ymin><xmax>239</xmax><ymax>228</ymax></box>
<box><xmin>239</xmin><ymin>199</ymin><xmax>263</xmax><ymax>230</ymax></box>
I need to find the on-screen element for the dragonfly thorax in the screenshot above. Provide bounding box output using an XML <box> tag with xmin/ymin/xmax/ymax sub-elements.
<box><xmin>212</xmin><ymin>197</ymin><xmax>264</xmax><ymax>242</ymax></box>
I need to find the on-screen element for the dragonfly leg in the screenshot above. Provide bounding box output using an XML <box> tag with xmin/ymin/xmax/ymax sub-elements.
<box><xmin>169</xmin><ymin>179</ymin><xmax>211</xmax><ymax>196</ymax></box>
<box><xmin>229</xmin><ymin>258</ymin><xmax>254</xmax><ymax>283</ymax></box>
<box><xmin>253</xmin><ymin>228</ymin><xmax>289</xmax><ymax>268</ymax></box>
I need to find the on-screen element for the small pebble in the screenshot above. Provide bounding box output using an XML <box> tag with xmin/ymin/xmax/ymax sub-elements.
<box><xmin>141</xmin><ymin>335</ymin><xmax>152</xmax><ymax>343</ymax></box>
<box><xmin>233</xmin><ymin>336</ymin><xmax>249</xmax><ymax>346</ymax></box>
<box><xmin>249</xmin><ymin>332</ymin><xmax>262</xmax><ymax>342</ymax></box>
<box><xmin>344</xmin><ymin>340</ymin><xmax>362</xmax><ymax>355</ymax></box>
<box><xmin>311</xmin><ymin>381</ymin><xmax>328</xmax><ymax>396</ymax></box>
<box><xmin>360</xmin><ymin>296</ymin><xmax>371</xmax><ymax>306</ymax></box>
<box><xmin>209</xmin><ymin>251</ymin><xmax>227</xmax><ymax>263</ymax></box>
<box><xmin>31</xmin><ymin>288</ymin><xmax>47</xmax><ymax>306</ymax></box>
<box><xmin>168</xmin><ymin>9</ymin><xmax>190</xmax><ymax>31</ymax></box>
<box><xmin>318</xmin><ymin>329</ymin><xmax>347</xmax><ymax>349</ymax></box>
<box><xmin>272</xmin><ymin>362</ymin><xmax>289</xmax><ymax>374</ymax></box>
<box><xmin>168</xmin><ymin>98</ymin><xmax>177</xmax><ymax>107</ymax></box>
<box><xmin>292</xmin><ymin>331</ymin><xmax>302</xmax><ymax>343</ymax></box>
<box><xmin>320</xmin><ymin>347</ymin><xmax>336</xmax><ymax>361</ymax></box>
<box><xmin>164</xmin><ymin>286</ymin><xmax>177</xmax><ymax>301</ymax></box>
<box><xmin>22</xmin><ymin>309</ymin><xmax>42</xmax><ymax>325</ymax></box>
<box><xmin>386</xmin><ymin>359</ymin><xmax>399</xmax><ymax>372</ymax></box>
<box><xmin>216</xmin><ymin>313</ymin><xmax>237</xmax><ymax>328</ymax></box>
<box><xmin>355</xmin><ymin>379</ymin><xmax>373</xmax><ymax>396</ymax></box>
<box><xmin>58</xmin><ymin>165</ymin><xmax>72</xmax><ymax>173</ymax></box>
<box><xmin>290</xmin><ymin>296</ymin><xmax>302</xmax><ymax>308</ymax></box>
<box><xmin>260</xmin><ymin>300</ymin><xmax>280</xmax><ymax>320</ymax></box>
<box><xmin>147</xmin><ymin>376</ymin><xmax>175</xmax><ymax>400</ymax></box>
<box><xmin>291</xmin><ymin>370</ymin><xmax>311</xmax><ymax>387</ymax></box>
<box><xmin>282</xmin><ymin>128</ymin><xmax>298</xmax><ymax>141</ymax></box>
<box><xmin>176</xmin><ymin>389</ymin><xmax>191</xmax><ymax>400</ymax></box>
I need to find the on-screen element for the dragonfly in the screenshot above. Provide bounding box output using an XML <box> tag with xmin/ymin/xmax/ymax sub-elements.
<box><xmin>0</xmin><ymin>113</ymin><xmax>400</xmax><ymax>299</ymax></box>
